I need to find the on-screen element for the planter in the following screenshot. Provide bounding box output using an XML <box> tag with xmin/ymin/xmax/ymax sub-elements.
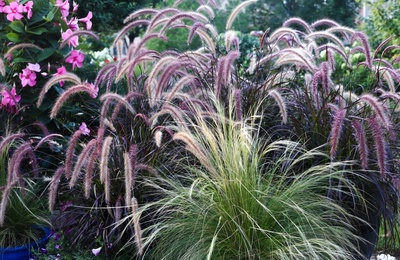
<box><xmin>0</xmin><ymin>226</ymin><xmax>51</xmax><ymax>260</ymax></box>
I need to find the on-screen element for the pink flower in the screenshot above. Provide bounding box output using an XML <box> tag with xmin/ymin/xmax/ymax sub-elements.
<box><xmin>0</xmin><ymin>0</ymin><xmax>5</xmax><ymax>13</ymax></box>
<box><xmin>65</xmin><ymin>50</ymin><xmax>84</xmax><ymax>70</ymax></box>
<box><xmin>1</xmin><ymin>87</ymin><xmax>21</xmax><ymax>113</ymax></box>
<box><xmin>27</xmin><ymin>63</ymin><xmax>41</xmax><ymax>72</ymax></box>
<box><xmin>72</xmin><ymin>1</ymin><xmax>79</xmax><ymax>12</ymax></box>
<box><xmin>67</xmin><ymin>17</ymin><xmax>79</xmax><ymax>31</ymax></box>
<box><xmin>19</xmin><ymin>68</ymin><xmax>37</xmax><ymax>87</ymax></box>
<box><xmin>54</xmin><ymin>65</ymin><xmax>67</xmax><ymax>86</ymax></box>
<box><xmin>3</xmin><ymin>1</ymin><xmax>24</xmax><ymax>21</ymax></box>
<box><xmin>91</xmin><ymin>247</ymin><xmax>101</xmax><ymax>256</ymax></box>
<box><xmin>55</xmin><ymin>0</ymin><xmax>70</xmax><ymax>19</ymax></box>
<box><xmin>78</xmin><ymin>11</ymin><xmax>92</xmax><ymax>30</ymax></box>
<box><xmin>85</xmin><ymin>82</ymin><xmax>98</xmax><ymax>98</ymax></box>
<box><xmin>79</xmin><ymin>122</ymin><xmax>90</xmax><ymax>135</ymax></box>
<box><xmin>23</xmin><ymin>1</ymin><xmax>33</xmax><ymax>19</ymax></box>
<box><xmin>62</xmin><ymin>29</ymin><xmax>79</xmax><ymax>47</ymax></box>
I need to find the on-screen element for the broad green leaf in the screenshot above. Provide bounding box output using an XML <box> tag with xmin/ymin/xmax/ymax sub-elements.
<box><xmin>11</xmin><ymin>57</ymin><xmax>33</xmax><ymax>63</ymax></box>
<box><xmin>8</xmin><ymin>21</ymin><xmax>25</xmax><ymax>33</ymax></box>
<box><xmin>36</xmin><ymin>48</ymin><xmax>55</xmax><ymax>62</ymax></box>
<box><xmin>6</xmin><ymin>32</ymin><xmax>20</xmax><ymax>43</ymax></box>
<box><xmin>27</xmin><ymin>27</ymin><xmax>48</xmax><ymax>35</ymax></box>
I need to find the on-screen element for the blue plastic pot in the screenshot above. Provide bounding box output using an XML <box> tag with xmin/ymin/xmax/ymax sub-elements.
<box><xmin>0</xmin><ymin>226</ymin><xmax>51</xmax><ymax>260</ymax></box>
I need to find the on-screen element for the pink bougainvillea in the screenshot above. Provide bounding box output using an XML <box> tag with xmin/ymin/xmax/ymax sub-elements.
<box><xmin>3</xmin><ymin>1</ymin><xmax>24</xmax><ymax>21</ymax></box>
<box><xmin>1</xmin><ymin>87</ymin><xmax>21</xmax><ymax>113</ymax></box>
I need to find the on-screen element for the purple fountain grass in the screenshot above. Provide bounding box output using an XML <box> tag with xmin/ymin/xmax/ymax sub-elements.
<box><xmin>188</xmin><ymin>22</ymin><xmax>207</xmax><ymax>45</ymax></box>
<box><xmin>159</xmin><ymin>12</ymin><xmax>208</xmax><ymax>35</ymax></box>
<box><xmin>351</xmin><ymin>120</ymin><xmax>368</xmax><ymax>170</ymax></box>
<box><xmin>359</xmin><ymin>93</ymin><xmax>391</xmax><ymax>131</ymax></box>
<box><xmin>124</xmin><ymin>152</ymin><xmax>133</xmax><ymax>210</ymax></box>
<box><xmin>34</xmin><ymin>134</ymin><xmax>64</xmax><ymax>151</ymax></box>
<box><xmin>8</xmin><ymin>142</ymin><xmax>35</xmax><ymax>186</ymax></box>
<box><xmin>37</xmin><ymin>72</ymin><xmax>82</xmax><ymax>107</ymax></box>
<box><xmin>225</xmin><ymin>0</ymin><xmax>257</xmax><ymax>30</ymax></box>
<box><xmin>111</xmin><ymin>91</ymin><xmax>144</xmax><ymax>121</ymax></box>
<box><xmin>100</xmin><ymin>136</ymin><xmax>113</xmax><ymax>185</ymax></box>
<box><xmin>49</xmin><ymin>166</ymin><xmax>65</xmax><ymax>212</ymax></box>
<box><xmin>0</xmin><ymin>178</ymin><xmax>18</xmax><ymax>226</ymax></box>
<box><xmin>267</xmin><ymin>89</ymin><xmax>287</xmax><ymax>124</ymax></box>
<box><xmin>147</xmin><ymin>8</ymin><xmax>180</xmax><ymax>31</ymax></box>
<box><xmin>196</xmin><ymin>4</ymin><xmax>215</xmax><ymax>19</ymax></box>
<box><xmin>310</xmin><ymin>19</ymin><xmax>341</xmax><ymax>30</ymax></box>
<box><xmin>4</xmin><ymin>43</ymin><xmax>43</xmax><ymax>57</ymax></box>
<box><xmin>267</xmin><ymin>28</ymin><xmax>303</xmax><ymax>46</ymax></box>
<box><xmin>113</xmin><ymin>20</ymin><xmax>151</xmax><ymax>47</ymax></box>
<box><xmin>0</xmin><ymin>133</ymin><xmax>25</xmax><ymax>154</ymax></box>
<box><xmin>0</xmin><ymin>59</ymin><xmax>5</xmax><ymax>76</ymax></box>
<box><xmin>305</xmin><ymin>31</ymin><xmax>346</xmax><ymax>53</ymax></box>
<box><xmin>276</xmin><ymin>48</ymin><xmax>318</xmax><ymax>73</ymax></box>
<box><xmin>69</xmin><ymin>139</ymin><xmax>97</xmax><ymax>189</ymax></box>
<box><xmin>224</xmin><ymin>30</ymin><xmax>239</xmax><ymax>51</ymax></box>
<box><xmin>234</xmin><ymin>88</ymin><xmax>243</xmax><ymax>121</ymax></box>
<box><xmin>84</xmin><ymin>148</ymin><xmax>98</xmax><ymax>199</ymax></box>
<box><xmin>131</xmin><ymin>196</ymin><xmax>143</xmax><ymax>256</ymax></box>
<box><xmin>368</xmin><ymin>116</ymin><xmax>387</xmax><ymax>178</ymax></box>
<box><xmin>351</xmin><ymin>32</ymin><xmax>372</xmax><ymax>69</ymax></box>
<box><xmin>50</xmin><ymin>84</ymin><xmax>98</xmax><ymax>119</ymax></box>
<box><xmin>282</xmin><ymin>17</ymin><xmax>312</xmax><ymax>34</ymax></box>
<box><xmin>329</xmin><ymin>108</ymin><xmax>346</xmax><ymax>160</ymax></box>
<box><xmin>123</xmin><ymin>8</ymin><xmax>159</xmax><ymax>24</ymax></box>
<box><xmin>100</xmin><ymin>93</ymin><xmax>136</xmax><ymax>116</ymax></box>
<box><xmin>95</xmin><ymin>63</ymin><xmax>117</xmax><ymax>91</ymax></box>
<box><xmin>64</xmin><ymin>130</ymin><xmax>83</xmax><ymax>179</ymax></box>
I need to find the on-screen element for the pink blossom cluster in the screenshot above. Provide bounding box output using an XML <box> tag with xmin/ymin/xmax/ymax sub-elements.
<box><xmin>0</xmin><ymin>0</ymin><xmax>96</xmax><ymax>114</ymax></box>
<box><xmin>0</xmin><ymin>0</ymin><xmax>34</xmax><ymax>21</ymax></box>
<box><xmin>57</xmin><ymin>0</ymin><xmax>92</xmax><ymax>70</ymax></box>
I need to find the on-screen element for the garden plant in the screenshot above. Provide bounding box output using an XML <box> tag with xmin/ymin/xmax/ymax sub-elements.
<box><xmin>0</xmin><ymin>0</ymin><xmax>399</xmax><ymax>259</ymax></box>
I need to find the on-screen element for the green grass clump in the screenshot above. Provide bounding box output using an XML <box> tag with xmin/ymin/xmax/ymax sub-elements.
<box><xmin>121</xmin><ymin>100</ymin><xmax>366</xmax><ymax>259</ymax></box>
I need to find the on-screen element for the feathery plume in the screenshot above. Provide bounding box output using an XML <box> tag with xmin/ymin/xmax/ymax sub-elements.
<box><xmin>84</xmin><ymin>149</ymin><xmax>98</xmax><ymax>199</ymax></box>
<box><xmin>329</xmin><ymin>108</ymin><xmax>346</xmax><ymax>160</ymax></box>
<box><xmin>49</xmin><ymin>166</ymin><xmax>65</xmax><ymax>212</ymax></box>
<box><xmin>70</xmin><ymin>139</ymin><xmax>97</xmax><ymax>189</ymax></box>
<box><xmin>154</xmin><ymin>130</ymin><xmax>163</xmax><ymax>148</ymax></box>
<box><xmin>310</xmin><ymin>19</ymin><xmax>340</xmax><ymax>29</ymax></box>
<box><xmin>64</xmin><ymin>130</ymin><xmax>82</xmax><ymax>178</ymax></box>
<box><xmin>0</xmin><ymin>133</ymin><xmax>25</xmax><ymax>154</ymax></box>
<box><xmin>123</xmin><ymin>8</ymin><xmax>158</xmax><ymax>23</ymax></box>
<box><xmin>50</xmin><ymin>84</ymin><xmax>97</xmax><ymax>119</ymax></box>
<box><xmin>34</xmin><ymin>134</ymin><xmax>63</xmax><ymax>151</ymax></box>
<box><xmin>267</xmin><ymin>89</ymin><xmax>287</xmax><ymax>124</ymax></box>
<box><xmin>368</xmin><ymin>116</ymin><xmax>386</xmax><ymax>177</ymax></box>
<box><xmin>351</xmin><ymin>120</ymin><xmax>368</xmax><ymax>170</ymax></box>
<box><xmin>224</xmin><ymin>30</ymin><xmax>239</xmax><ymax>51</ymax></box>
<box><xmin>226</xmin><ymin>0</ymin><xmax>257</xmax><ymax>30</ymax></box>
<box><xmin>60</xmin><ymin>30</ymin><xmax>99</xmax><ymax>48</ymax></box>
<box><xmin>5</xmin><ymin>43</ymin><xmax>43</xmax><ymax>57</ymax></box>
<box><xmin>37</xmin><ymin>73</ymin><xmax>82</xmax><ymax>107</ymax></box>
<box><xmin>124</xmin><ymin>152</ymin><xmax>133</xmax><ymax>210</ymax></box>
<box><xmin>131</xmin><ymin>197</ymin><xmax>143</xmax><ymax>256</ymax></box>
<box><xmin>0</xmin><ymin>59</ymin><xmax>5</xmax><ymax>76</ymax></box>
<box><xmin>147</xmin><ymin>8</ymin><xmax>180</xmax><ymax>31</ymax></box>
<box><xmin>0</xmin><ymin>180</ymin><xmax>17</xmax><ymax>226</ymax></box>
<box><xmin>359</xmin><ymin>93</ymin><xmax>391</xmax><ymax>130</ymax></box>
<box><xmin>159</xmin><ymin>13</ymin><xmax>205</xmax><ymax>35</ymax></box>
<box><xmin>187</xmin><ymin>22</ymin><xmax>207</xmax><ymax>44</ymax></box>
<box><xmin>351</xmin><ymin>31</ymin><xmax>372</xmax><ymax>68</ymax></box>
<box><xmin>112</xmin><ymin>20</ymin><xmax>150</xmax><ymax>47</ymax></box>
<box><xmin>197</xmin><ymin>4</ymin><xmax>215</xmax><ymax>19</ymax></box>
<box><xmin>100</xmin><ymin>136</ymin><xmax>113</xmax><ymax>184</ymax></box>
<box><xmin>100</xmin><ymin>93</ymin><xmax>136</xmax><ymax>116</ymax></box>
<box><xmin>8</xmin><ymin>143</ymin><xmax>32</xmax><ymax>184</ymax></box>
<box><xmin>305</xmin><ymin>31</ymin><xmax>346</xmax><ymax>52</ymax></box>
<box><xmin>234</xmin><ymin>88</ymin><xmax>242</xmax><ymax>121</ymax></box>
<box><xmin>283</xmin><ymin>17</ymin><xmax>311</xmax><ymax>34</ymax></box>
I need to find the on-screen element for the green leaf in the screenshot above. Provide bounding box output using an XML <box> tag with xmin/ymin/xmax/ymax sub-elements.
<box><xmin>11</xmin><ymin>57</ymin><xmax>33</xmax><ymax>63</ymax></box>
<box><xmin>36</xmin><ymin>48</ymin><xmax>55</xmax><ymax>62</ymax></box>
<box><xmin>28</xmin><ymin>0</ymin><xmax>50</xmax><ymax>25</ymax></box>
<box><xmin>8</xmin><ymin>21</ymin><xmax>25</xmax><ymax>33</ymax></box>
<box><xmin>6</xmin><ymin>32</ymin><xmax>20</xmax><ymax>43</ymax></box>
<box><xmin>26</xmin><ymin>27</ymin><xmax>48</xmax><ymax>35</ymax></box>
